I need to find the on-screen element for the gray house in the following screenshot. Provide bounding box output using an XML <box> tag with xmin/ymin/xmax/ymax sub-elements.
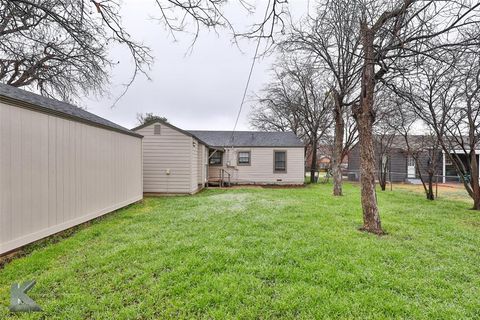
<box><xmin>133</xmin><ymin>120</ymin><xmax>305</xmax><ymax>194</ymax></box>
<box><xmin>348</xmin><ymin>135</ymin><xmax>479</xmax><ymax>183</ymax></box>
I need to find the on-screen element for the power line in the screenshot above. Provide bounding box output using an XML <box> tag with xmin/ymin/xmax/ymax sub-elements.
<box><xmin>229</xmin><ymin>0</ymin><xmax>270</xmax><ymax>146</ymax></box>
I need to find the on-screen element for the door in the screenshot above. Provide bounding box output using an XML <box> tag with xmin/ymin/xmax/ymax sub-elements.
<box><xmin>407</xmin><ymin>155</ymin><xmax>416</xmax><ymax>178</ymax></box>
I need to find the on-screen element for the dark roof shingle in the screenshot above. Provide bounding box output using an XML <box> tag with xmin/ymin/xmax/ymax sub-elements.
<box><xmin>187</xmin><ymin>130</ymin><xmax>304</xmax><ymax>148</ymax></box>
<box><xmin>0</xmin><ymin>84</ymin><xmax>141</xmax><ymax>138</ymax></box>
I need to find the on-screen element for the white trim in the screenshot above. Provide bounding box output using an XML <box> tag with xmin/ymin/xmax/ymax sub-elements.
<box><xmin>442</xmin><ymin>151</ymin><xmax>446</xmax><ymax>183</ymax></box>
<box><xmin>448</xmin><ymin>149</ymin><xmax>480</xmax><ymax>154</ymax></box>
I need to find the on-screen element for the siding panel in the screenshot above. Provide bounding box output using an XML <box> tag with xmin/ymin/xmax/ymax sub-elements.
<box><xmin>0</xmin><ymin>102</ymin><xmax>143</xmax><ymax>254</ymax></box>
<box><xmin>209</xmin><ymin>147</ymin><xmax>304</xmax><ymax>184</ymax></box>
<box><xmin>135</xmin><ymin>123</ymin><xmax>196</xmax><ymax>193</ymax></box>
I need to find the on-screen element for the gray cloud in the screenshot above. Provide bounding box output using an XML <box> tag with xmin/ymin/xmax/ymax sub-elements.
<box><xmin>82</xmin><ymin>0</ymin><xmax>310</xmax><ymax>131</ymax></box>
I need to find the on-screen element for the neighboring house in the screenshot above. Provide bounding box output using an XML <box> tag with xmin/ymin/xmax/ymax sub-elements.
<box><xmin>0</xmin><ymin>84</ymin><xmax>143</xmax><ymax>255</ymax></box>
<box><xmin>133</xmin><ymin>120</ymin><xmax>305</xmax><ymax>194</ymax></box>
<box><xmin>305</xmin><ymin>144</ymin><xmax>348</xmax><ymax>171</ymax></box>
<box><xmin>348</xmin><ymin>135</ymin><xmax>480</xmax><ymax>183</ymax></box>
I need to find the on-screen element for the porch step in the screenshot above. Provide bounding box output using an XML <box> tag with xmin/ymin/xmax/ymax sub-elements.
<box><xmin>208</xmin><ymin>178</ymin><xmax>231</xmax><ymax>187</ymax></box>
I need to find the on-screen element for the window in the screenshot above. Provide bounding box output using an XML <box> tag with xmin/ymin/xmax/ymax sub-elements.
<box><xmin>209</xmin><ymin>150</ymin><xmax>223</xmax><ymax>165</ymax></box>
<box><xmin>274</xmin><ymin>151</ymin><xmax>287</xmax><ymax>172</ymax></box>
<box><xmin>238</xmin><ymin>151</ymin><xmax>251</xmax><ymax>165</ymax></box>
<box><xmin>154</xmin><ymin>124</ymin><xmax>161</xmax><ymax>135</ymax></box>
<box><xmin>445</xmin><ymin>156</ymin><xmax>453</xmax><ymax>166</ymax></box>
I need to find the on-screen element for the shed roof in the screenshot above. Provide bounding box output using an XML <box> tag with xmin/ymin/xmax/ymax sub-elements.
<box><xmin>187</xmin><ymin>130</ymin><xmax>305</xmax><ymax>148</ymax></box>
<box><xmin>0</xmin><ymin>84</ymin><xmax>142</xmax><ymax>138</ymax></box>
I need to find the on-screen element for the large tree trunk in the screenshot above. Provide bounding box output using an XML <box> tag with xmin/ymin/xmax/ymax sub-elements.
<box><xmin>310</xmin><ymin>139</ymin><xmax>318</xmax><ymax>183</ymax></box>
<box><xmin>332</xmin><ymin>93</ymin><xmax>344</xmax><ymax>196</ymax></box>
<box><xmin>354</xmin><ymin>26</ymin><xmax>383</xmax><ymax>234</ymax></box>
<box><xmin>470</xmin><ymin>151</ymin><xmax>480</xmax><ymax>210</ymax></box>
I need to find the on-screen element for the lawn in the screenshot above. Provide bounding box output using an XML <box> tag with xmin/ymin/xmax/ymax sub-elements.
<box><xmin>1</xmin><ymin>183</ymin><xmax>480</xmax><ymax>319</ymax></box>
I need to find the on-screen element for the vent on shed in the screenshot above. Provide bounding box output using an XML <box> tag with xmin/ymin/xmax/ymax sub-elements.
<box><xmin>154</xmin><ymin>124</ymin><xmax>161</xmax><ymax>135</ymax></box>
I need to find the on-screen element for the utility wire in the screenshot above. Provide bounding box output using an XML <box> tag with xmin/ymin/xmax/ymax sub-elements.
<box><xmin>229</xmin><ymin>0</ymin><xmax>271</xmax><ymax>146</ymax></box>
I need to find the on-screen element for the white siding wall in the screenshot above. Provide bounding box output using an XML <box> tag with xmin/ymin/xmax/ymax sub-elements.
<box><xmin>135</xmin><ymin>123</ymin><xmax>202</xmax><ymax>194</ymax></box>
<box><xmin>208</xmin><ymin>147</ymin><xmax>305</xmax><ymax>184</ymax></box>
<box><xmin>0</xmin><ymin>102</ymin><xmax>143</xmax><ymax>255</ymax></box>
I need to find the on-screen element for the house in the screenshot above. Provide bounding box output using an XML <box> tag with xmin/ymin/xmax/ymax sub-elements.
<box><xmin>0</xmin><ymin>84</ymin><xmax>143</xmax><ymax>255</ymax></box>
<box><xmin>305</xmin><ymin>143</ymin><xmax>349</xmax><ymax>172</ymax></box>
<box><xmin>347</xmin><ymin>135</ymin><xmax>480</xmax><ymax>183</ymax></box>
<box><xmin>133</xmin><ymin>120</ymin><xmax>305</xmax><ymax>194</ymax></box>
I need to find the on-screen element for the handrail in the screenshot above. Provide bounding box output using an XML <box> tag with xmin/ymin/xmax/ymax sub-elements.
<box><xmin>220</xmin><ymin>169</ymin><xmax>231</xmax><ymax>187</ymax></box>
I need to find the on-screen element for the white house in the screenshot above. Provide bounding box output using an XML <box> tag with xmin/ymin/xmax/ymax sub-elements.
<box><xmin>0</xmin><ymin>84</ymin><xmax>143</xmax><ymax>255</ymax></box>
<box><xmin>133</xmin><ymin>120</ymin><xmax>305</xmax><ymax>194</ymax></box>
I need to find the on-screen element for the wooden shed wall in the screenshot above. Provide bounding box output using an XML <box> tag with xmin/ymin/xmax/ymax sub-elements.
<box><xmin>0</xmin><ymin>101</ymin><xmax>143</xmax><ymax>254</ymax></box>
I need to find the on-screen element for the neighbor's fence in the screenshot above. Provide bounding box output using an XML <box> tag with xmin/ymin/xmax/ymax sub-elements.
<box><xmin>308</xmin><ymin>169</ymin><xmax>471</xmax><ymax>200</ymax></box>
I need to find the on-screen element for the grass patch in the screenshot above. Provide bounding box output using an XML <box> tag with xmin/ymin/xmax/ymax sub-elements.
<box><xmin>1</xmin><ymin>183</ymin><xmax>480</xmax><ymax>319</ymax></box>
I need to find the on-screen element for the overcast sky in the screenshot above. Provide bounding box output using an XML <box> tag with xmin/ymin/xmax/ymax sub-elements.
<box><xmin>81</xmin><ymin>0</ymin><xmax>311</xmax><ymax>131</ymax></box>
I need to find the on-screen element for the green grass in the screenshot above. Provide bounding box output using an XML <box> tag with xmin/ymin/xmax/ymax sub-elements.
<box><xmin>1</xmin><ymin>183</ymin><xmax>480</xmax><ymax>319</ymax></box>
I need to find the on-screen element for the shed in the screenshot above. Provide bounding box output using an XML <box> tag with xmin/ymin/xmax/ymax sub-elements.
<box><xmin>0</xmin><ymin>84</ymin><xmax>143</xmax><ymax>255</ymax></box>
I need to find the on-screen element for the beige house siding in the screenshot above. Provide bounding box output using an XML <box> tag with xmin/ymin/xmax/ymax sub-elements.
<box><xmin>208</xmin><ymin>147</ymin><xmax>305</xmax><ymax>184</ymax></box>
<box><xmin>196</xmin><ymin>143</ymin><xmax>208</xmax><ymax>189</ymax></box>
<box><xmin>135</xmin><ymin>122</ymin><xmax>205</xmax><ymax>194</ymax></box>
<box><xmin>0</xmin><ymin>101</ymin><xmax>142</xmax><ymax>255</ymax></box>
<box><xmin>190</xmin><ymin>138</ymin><xmax>199</xmax><ymax>193</ymax></box>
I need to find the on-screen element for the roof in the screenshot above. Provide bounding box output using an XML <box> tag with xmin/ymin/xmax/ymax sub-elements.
<box><xmin>187</xmin><ymin>130</ymin><xmax>305</xmax><ymax>148</ymax></box>
<box><xmin>0</xmin><ymin>84</ymin><xmax>142</xmax><ymax>138</ymax></box>
<box><xmin>132</xmin><ymin>120</ymin><xmax>211</xmax><ymax>147</ymax></box>
<box><xmin>370</xmin><ymin>134</ymin><xmax>448</xmax><ymax>151</ymax></box>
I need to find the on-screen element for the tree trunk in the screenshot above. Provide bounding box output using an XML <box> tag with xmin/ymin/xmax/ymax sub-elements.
<box><xmin>379</xmin><ymin>159</ymin><xmax>387</xmax><ymax>191</ymax></box>
<box><xmin>353</xmin><ymin>26</ymin><xmax>383</xmax><ymax>235</ymax></box>
<box><xmin>310</xmin><ymin>139</ymin><xmax>318</xmax><ymax>183</ymax></box>
<box><xmin>470</xmin><ymin>151</ymin><xmax>480</xmax><ymax>210</ymax></box>
<box><xmin>427</xmin><ymin>175</ymin><xmax>434</xmax><ymax>200</ymax></box>
<box><xmin>379</xmin><ymin>171</ymin><xmax>386</xmax><ymax>191</ymax></box>
<box><xmin>332</xmin><ymin>93</ymin><xmax>344</xmax><ymax>196</ymax></box>
<box><xmin>473</xmin><ymin>193</ymin><xmax>480</xmax><ymax>210</ymax></box>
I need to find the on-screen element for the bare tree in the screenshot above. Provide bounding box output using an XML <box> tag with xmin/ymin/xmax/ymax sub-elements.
<box><xmin>136</xmin><ymin>113</ymin><xmax>168</xmax><ymax>125</ymax></box>
<box><xmin>250</xmin><ymin>55</ymin><xmax>332</xmax><ymax>183</ymax></box>
<box><xmin>445</xmin><ymin>51</ymin><xmax>480</xmax><ymax>209</ymax></box>
<box><xmin>286</xmin><ymin>0</ymin><xmax>361</xmax><ymax>196</ymax></box>
<box><xmin>392</xmin><ymin>103</ymin><xmax>441</xmax><ymax>200</ymax></box>
<box><xmin>389</xmin><ymin>49</ymin><xmax>480</xmax><ymax>204</ymax></box>
<box><xmin>402</xmin><ymin>50</ymin><xmax>480</xmax><ymax>208</ymax></box>
<box><xmin>373</xmin><ymin>95</ymin><xmax>399</xmax><ymax>191</ymax></box>
<box><xmin>0</xmin><ymin>0</ymin><xmax>288</xmax><ymax>101</ymax></box>
<box><xmin>352</xmin><ymin>0</ymin><xmax>480</xmax><ymax>234</ymax></box>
